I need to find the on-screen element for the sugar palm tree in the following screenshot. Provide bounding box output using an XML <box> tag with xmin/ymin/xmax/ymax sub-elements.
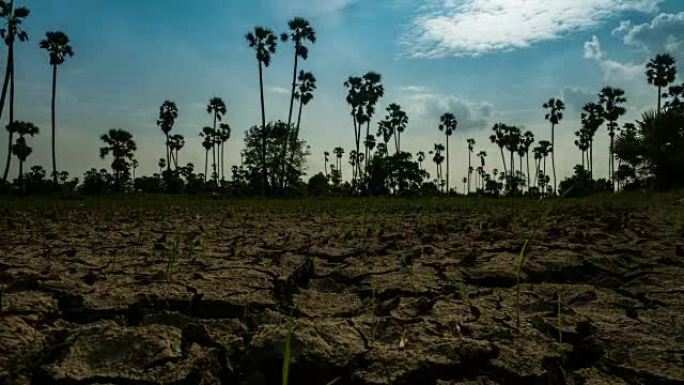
<box><xmin>333</xmin><ymin>147</ymin><xmax>344</xmax><ymax>176</ymax></box>
<box><xmin>521</xmin><ymin>131</ymin><xmax>534</xmax><ymax>190</ymax></box>
<box><xmin>344</xmin><ymin>76</ymin><xmax>363</xmax><ymax>184</ymax></box>
<box><xmin>168</xmin><ymin>134</ymin><xmax>185</xmax><ymax>169</ymax></box>
<box><xmin>361</xmin><ymin>72</ymin><xmax>384</xmax><ymax>175</ymax></box>
<box><xmin>574</xmin><ymin>128</ymin><xmax>591</xmax><ymax>168</ymax></box>
<box><xmin>158</xmin><ymin>158</ymin><xmax>166</xmax><ymax>176</ymax></box>
<box><xmin>438</xmin><ymin>113</ymin><xmax>457</xmax><ymax>193</ymax></box>
<box><xmin>281</xmin><ymin>17</ymin><xmax>315</xmax><ymax>140</ymax></box>
<box><xmin>99</xmin><ymin>129</ymin><xmax>136</xmax><ymax>190</ymax></box>
<box><xmin>417</xmin><ymin>151</ymin><xmax>425</xmax><ymax>171</ymax></box>
<box><xmin>200</xmin><ymin>126</ymin><xmax>216</xmax><ymax>182</ymax></box>
<box><xmin>39</xmin><ymin>31</ymin><xmax>73</xmax><ymax>186</ymax></box>
<box><xmin>8</xmin><ymin>121</ymin><xmax>38</xmax><ymax>184</ymax></box>
<box><xmin>431</xmin><ymin>143</ymin><xmax>445</xmax><ymax>190</ymax></box>
<box><xmin>477</xmin><ymin>151</ymin><xmax>487</xmax><ymax>190</ymax></box>
<box><xmin>580</xmin><ymin>102</ymin><xmax>605</xmax><ymax>182</ymax></box>
<box><xmin>284</xmin><ymin>70</ymin><xmax>316</xmax><ymax>188</ymax></box>
<box><xmin>1</xmin><ymin>0</ymin><xmax>29</xmax><ymax>182</ymax></box>
<box><xmin>386</xmin><ymin>103</ymin><xmax>408</xmax><ymax>154</ymax></box>
<box><xmin>206</xmin><ymin>97</ymin><xmax>226</xmax><ymax>185</ymax></box>
<box><xmin>543</xmin><ymin>98</ymin><xmax>565</xmax><ymax>194</ymax></box>
<box><xmin>466</xmin><ymin>138</ymin><xmax>475</xmax><ymax>194</ymax></box>
<box><xmin>156</xmin><ymin>100</ymin><xmax>178</xmax><ymax>174</ymax></box>
<box><xmin>246</xmin><ymin>27</ymin><xmax>277</xmax><ymax>194</ymax></box>
<box><xmin>323</xmin><ymin>151</ymin><xmax>330</xmax><ymax>178</ymax></box>
<box><xmin>490</xmin><ymin>123</ymin><xmax>508</xmax><ymax>176</ymax></box>
<box><xmin>646</xmin><ymin>53</ymin><xmax>677</xmax><ymax>114</ymax></box>
<box><xmin>598</xmin><ymin>87</ymin><xmax>626</xmax><ymax>189</ymax></box>
<box><xmin>218</xmin><ymin>123</ymin><xmax>231</xmax><ymax>181</ymax></box>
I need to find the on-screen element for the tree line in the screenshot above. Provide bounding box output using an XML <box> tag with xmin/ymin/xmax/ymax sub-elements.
<box><xmin>0</xmin><ymin>3</ymin><xmax>682</xmax><ymax>197</ymax></box>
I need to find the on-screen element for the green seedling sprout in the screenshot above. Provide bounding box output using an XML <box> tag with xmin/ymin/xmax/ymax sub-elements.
<box><xmin>281</xmin><ymin>317</ymin><xmax>294</xmax><ymax>385</ymax></box>
<box><xmin>515</xmin><ymin>240</ymin><xmax>529</xmax><ymax>330</ymax></box>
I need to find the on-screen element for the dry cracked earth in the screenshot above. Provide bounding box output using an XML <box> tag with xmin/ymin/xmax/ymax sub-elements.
<box><xmin>0</xmin><ymin>198</ymin><xmax>683</xmax><ymax>385</ymax></box>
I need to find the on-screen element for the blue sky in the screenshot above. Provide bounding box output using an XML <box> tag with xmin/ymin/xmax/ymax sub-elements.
<box><xmin>3</xmin><ymin>0</ymin><xmax>684</xmax><ymax>186</ymax></box>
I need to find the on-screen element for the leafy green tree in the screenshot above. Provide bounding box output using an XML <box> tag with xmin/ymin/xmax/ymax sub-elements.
<box><xmin>598</xmin><ymin>87</ymin><xmax>627</xmax><ymax>189</ymax></box>
<box><xmin>646</xmin><ymin>53</ymin><xmax>677</xmax><ymax>114</ymax></box>
<box><xmin>39</xmin><ymin>31</ymin><xmax>73</xmax><ymax>186</ymax></box>
<box><xmin>438</xmin><ymin>113</ymin><xmax>457</xmax><ymax>193</ymax></box>
<box><xmin>0</xmin><ymin>1</ymin><xmax>29</xmax><ymax>182</ymax></box>
<box><xmin>156</xmin><ymin>101</ymin><xmax>178</xmax><ymax>174</ymax></box>
<box><xmin>543</xmin><ymin>98</ymin><xmax>565</xmax><ymax>193</ymax></box>
<box><xmin>99</xmin><ymin>129</ymin><xmax>136</xmax><ymax>191</ymax></box>
<box><xmin>615</xmin><ymin>109</ymin><xmax>684</xmax><ymax>190</ymax></box>
<box><xmin>246</xmin><ymin>27</ymin><xmax>277</xmax><ymax>194</ymax></box>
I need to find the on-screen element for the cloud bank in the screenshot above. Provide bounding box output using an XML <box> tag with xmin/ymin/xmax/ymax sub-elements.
<box><xmin>402</xmin><ymin>0</ymin><xmax>662</xmax><ymax>58</ymax></box>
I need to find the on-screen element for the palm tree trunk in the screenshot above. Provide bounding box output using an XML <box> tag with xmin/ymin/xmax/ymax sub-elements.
<box><xmin>282</xmin><ymin>52</ymin><xmax>299</xmax><ymax>193</ymax></box>
<box><xmin>551</xmin><ymin>123</ymin><xmax>556</xmax><ymax>194</ymax></box>
<box><xmin>1</xmin><ymin>45</ymin><xmax>14</xmax><ymax>182</ymax></box>
<box><xmin>258</xmin><ymin>61</ymin><xmax>267</xmax><ymax>195</ymax></box>
<box><xmin>353</xmin><ymin>114</ymin><xmax>360</xmax><ymax>186</ymax></box>
<box><xmin>526</xmin><ymin>152</ymin><xmax>530</xmax><ymax>192</ymax></box>
<box><xmin>610</xmin><ymin>134</ymin><xmax>614</xmax><ymax>191</ymax></box>
<box><xmin>51</xmin><ymin>64</ymin><xmax>58</xmax><ymax>186</ymax></box>
<box><xmin>657</xmin><ymin>86</ymin><xmax>661</xmax><ymax>114</ymax></box>
<box><xmin>165</xmin><ymin>133</ymin><xmax>170</xmax><ymax>173</ymax></box>
<box><xmin>467</xmin><ymin>151</ymin><xmax>471</xmax><ymax>195</ymax></box>
<box><xmin>499</xmin><ymin>147</ymin><xmax>507</xmax><ymax>176</ymax></box>
<box><xmin>445</xmin><ymin>135</ymin><xmax>450</xmax><ymax>194</ymax></box>
<box><xmin>285</xmin><ymin>99</ymin><xmax>305</xmax><ymax>188</ymax></box>
<box><xmin>204</xmin><ymin>149</ymin><xmax>208</xmax><ymax>182</ymax></box>
<box><xmin>590</xmin><ymin>141</ymin><xmax>594</xmax><ymax>185</ymax></box>
<box><xmin>221</xmin><ymin>142</ymin><xmax>225</xmax><ymax>181</ymax></box>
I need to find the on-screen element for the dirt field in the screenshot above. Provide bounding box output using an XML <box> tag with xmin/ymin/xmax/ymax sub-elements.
<box><xmin>1</xmin><ymin>195</ymin><xmax>683</xmax><ymax>385</ymax></box>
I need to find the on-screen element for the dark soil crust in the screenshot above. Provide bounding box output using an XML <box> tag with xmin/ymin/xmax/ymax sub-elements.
<box><xmin>1</xmin><ymin>198</ymin><xmax>683</xmax><ymax>385</ymax></box>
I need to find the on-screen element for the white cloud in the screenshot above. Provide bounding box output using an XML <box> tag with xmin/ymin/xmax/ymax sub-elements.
<box><xmin>398</xmin><ymin>85</ymin><xmax>431</xmax><ymax>93</ymax></box>
<box><xmin>562</xmin><ymin>87</ymin><xmax>597</xmax><ymax>111</ymax></box>
<box><xmin>402</xmin><ymin>0</ymin><xmax>662</xmax><ymax>58</ymax></box>
<box><xmin>402</xmin><ymin>92</ymin><xmax>494</xmax><ymax>131</ymax></box>
<box><xmin>267</xmin><ymin>86</ymin><xmax>290</xmax><ymax>95</ymax></box>
<box><xmin>583</xmin><ymin>35</ymin><xmax>642</xmax><ymax>83</ymax></box>
<box><xmin>612</xmin><ymin>12</ymin><xmax>684</xmax><ymax>54</ymax></box>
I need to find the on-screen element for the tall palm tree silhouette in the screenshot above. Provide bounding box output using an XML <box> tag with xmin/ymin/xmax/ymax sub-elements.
<box><xmin>333</xmin><ymin>147</ymin><xmax>344</xmax><ymax>176</ymax></box>
<box><xmin>344</xmin><ymin>76</ymin><xmax>363</xmax><ymax>184</ymax></box>
<box><xmin>580</xmin><ymin>102</ymin><xmax>604</xmax><ymax>182</ymax></box>
<box><xmin>156</xmin><ymin>101</ymin><xmax>178</xmax><ymax>174</ymax></box>
<box><xmin>283</xmin><ymin>70</ymin><xmax>316</xmax><ymax>189</ymax></box>
<box><xmin>206</xmin><ymin>97</ymin><xmax>226</xmax><ymax>185</ymax></box>
<box><xmin>417</xmin><ymin>151</ymin><xmax>425</xmax><ymax>171</ymax></box>
<box><xmin>281</xmin><ymin>18</ymin><xmax>315</xmax><ymax>190</ymax></box>
<box><xmin>646</xmin><ymin>54</ymin><xmax>677</xmax><ymax>114</ymax></box>
<box><xmin>158</xmin><ymin>158</ymin><xmax>166</xmax><ymax>176</ymax></box>
<box><xmin>438</xmin><ymin>113</ymin><xmax>457</xmax><ymax>193</ymax></box>
<box><xmin>99</xmin><ymin>129</ymin><xmax>136</xmax><ymax>190</ymax></box>
<box><xmin>218</xmin><ymin>123</ymin><xmax>231</xmax><ymax>181</ymax></box>
<box><xmin>39</xmin><ymin>31</ymin><xmax>73</xmax><ymax>186</ymax></box>
<box><xmin>466</xmin><ymin>138</ymin><xmax>475</xmax><ymax>194</ymax></box>
<box><xmin>543</xmin><ymin>98</ymin><xmax>564</xmax><ymax>194</ymax></box>
<box><xmin>490</xmin><ymin>123</ymin><xmax>508</xmax><ymax>177</ymax></box>
<box><xmin>385</xmin><ymin>103</ymin><xmax>407</xmax><ymax>154</ymax></box>
<box><xmin>168</xmin><ymin>134</ymin><xmax>185</xmax><ymax>169</ymax></box>
<box><xmin>200</xmin><ymin>127</ymin><xmax>214</xmax><ymax>182</ymax></box>
<box><xmin>361</xmin><ymin>72</ymin><xmax>384</xmax><ymax>175</ymax></box>
<box><xmin>521</xmin><ymin>131</ymin><xmax>534</xmax><ymax>190</ymax></box>
<box><xmin>598</xmin><ymin>87</ymin><xmax>626</xmax><ymax>190</ymax></box>
<box><xmin>477</xmin><ymin>150</ymin><xmax>487</xmax><ymax>190</ymax></box>
<box><xmin>323</xmin><ymin>151</ymin><xmax>329</xmax><ymax>178</ymax></box>
<box><xmin>8</xmin><ymin>121</ymin><xmax>38</xmax><ymax>184</ymax></box>
<box><xmin>431</xmin><ymin>143</ymin><xmax>445</xmax><ymax>190</ymax></box>
<box><xmin>246</xmin><ymin>26</ymin><xmax>277</xmax><ymax>194</ymax></box>
<box><xmin>0</xmin><ymin>0</ymin><xmax>29</xmax><ymax>182</ymax></box>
